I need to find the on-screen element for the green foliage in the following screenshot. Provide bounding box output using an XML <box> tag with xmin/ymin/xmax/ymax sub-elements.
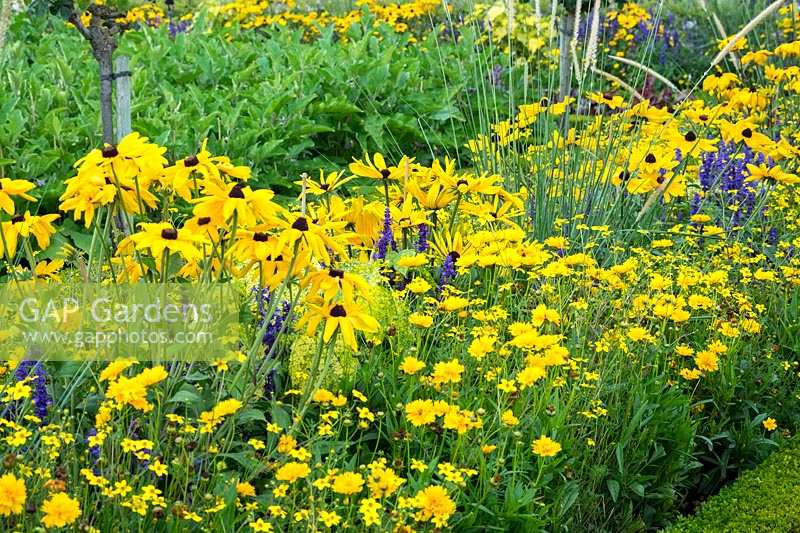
<box><xmin>666</xmin><ymin>438</ymin><xmax>800</xmax><ymax>533</ymax></box>
<box><xmin>0</xmin><ymin>14</ymin><xmax>496</xmax><ymax>196</ymax></box>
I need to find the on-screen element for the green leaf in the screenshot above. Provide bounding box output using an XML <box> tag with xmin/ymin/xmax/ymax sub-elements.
<box><xmin>607</xmin><ymin>479</ymin><xmax>620</xmax><ymax>503</ymax></box>
<box><xmin>168</xmin><ymin>390</ymin><xmax>202</xmax><ymax>405</ymax></box>
<box><xmin>237</xmin><ymin>408</ymin><xmax>266</xmax><ymax>424</ymax></box>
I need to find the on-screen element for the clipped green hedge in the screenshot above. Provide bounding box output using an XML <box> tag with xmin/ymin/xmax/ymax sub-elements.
<box><xmin>666</xmin><ymin>438</ymin><xmax>800</xmax><ymax>533</ymax></box>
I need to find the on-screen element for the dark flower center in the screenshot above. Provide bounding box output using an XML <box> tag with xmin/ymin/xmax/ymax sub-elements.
<box><xmin>657</xmin><ymin>176</ymin><xmax>665</xmax><ymax>184</ymax></box>
<box><xmin>253</xmin><ymin>232</ymin><xmax>269</xmax><ymax>242</ymax></box>
<box><xmin>684</xmin><ymin>131</ymin><xmax>697</xmax><ymax>142</ymax></box>
<box><xmin>102</xmin><ymin>145</ymin><xmax>119</xmax><ymax>158</ymax></box>
<box><xmin>292</xmin><ymin>217</ymin><xmax>309</xmax><ymax>231</ymax></box>
<box><xmin>699</xmin><ymin>114</ymin><xmax>709</xmax><ymax>121</ymax></box>
<box><xmin>618</xmin><ymin>171</ymin><xmax>631</xmax><ymax>181</ymax></box>
<box><xmin>320</xmin><ymin>183</ymin><xmax>330</xmax><ymax>191</ymax></box>
<box><xmin>380</xmin><ymin>168</ymin><xmax>391</xmax><ymax>179</ymax></box>
<box><xmin>161</xmin><ymin>228</ymin><xmax>178</xmax><ymax>240</ymax></box>
<box><xmin>742</xmin><ymin>128</ymin><xmax>753</xmax><ymax>138</ymax></box>
<box><xmin>448</xmin><ymin>251</ymin><xmax>461</xmax><ymax>262</ymax></box>
<box><xmin>184</xmin><ymin>155</ymin><xmax>200</xmax><ymax>167</ymax></box>
<box><xmin>11</xmin><ymin>215</ymin><xmax>24</xmax><ymax>223</ymax></box>
<box><xmin>328</xmin><ymin>268</ymin><xmax>345</xmax><ymax>279</ymax></box>
<box><xmin>228</xmin><ymin>183</ymin><xmax>245</xmax><ymax>199</ymax></box>
<box><xmin>197</xmin><ymin>217</ymin><xmax>211</xmax><ymax>226</ymax></box>
<box><xmin>457</xmin><ymin>179</ymin><xmax>468</xmax><ymax>187</ymax></box>
<box><xmin>330</xmin><ymin>304</ymin><xmax>347</xmax><ymax>317</ymax></box>
<box><xmin>645</xmin><ymin>153</ymin><xmax>657</xmax><ymax>164</ymax></box>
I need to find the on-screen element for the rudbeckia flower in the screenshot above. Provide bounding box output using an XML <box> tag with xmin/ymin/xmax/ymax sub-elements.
<box><xmin>296</xmin><ymin>299</ymin><xmax>379</xmax><ymax>350</ymax></box>
<box><xmin>130</xmin><ymin>222</ymin><xmax>205</xmax><ymax>263</ymax></box>
<box><xmin>302</xmin><ymin>267</ymin><xmax>372</xmax><ymax>303</ymax></box>
<box><xmin>349</xmin><ymin>153</ymin><xmax>407</xmax><ymax>181</ymax></box>
<box><xmin>0</xmin><ymin>178</ymin><xmax>37</xmax><ymax>215</ymax></box>
<box><xmin>745</xmin><ymin>163</ymin><xmax>799</xmax><ymax>184</ymax></box>
<box><xmin>9</xmin><ymin>212</ymin><xmax>60</xmax><ymax>250</ymax></box>
<box><xmin>275</xmin><ymin>213</ymin><xmax>351</xmax><ymax>264</ymax></box>
<box><xmin>294</xmin><ymin>169</ymin><xmax>354</xmax><ymax>196</ymax></box>
<box><xmin>193</xmin><ymin>181</ymin><xmax>284</xmax><ymax>227</ymax></box>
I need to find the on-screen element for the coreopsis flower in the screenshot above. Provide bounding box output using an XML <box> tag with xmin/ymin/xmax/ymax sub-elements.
<box><xmin>0</xmin><ymin>473</ymin><xmax>26</xmax><ymax>516</ymax></box>
<box><xmin>199</xmin><ymin>398</ymin><xmax>242</xmax><ymax>433</ymax></box>
<box><xmin>105</xmin><ymin>366</ymin><xmax>168</xmax><ymax>412</ymax></box>
<box><xmin>41</xmin><ymin>492</ymin><xmax>81</xmax><ymax>528</ymax></box>
<box><xmin>532</xmin><ymin>436</ymin><xmax>562</xmax><ymax>457</ymax></box>
<box><xmin>399</xmin><ymin>356</ymin><xmax>426</xmax><ymax>374</ymax></box>
<box><xmin>319</xmin><ymin>511</ymin><xmax>342</xmax><ymax>527</ymax></box>
<box><xmin>430</xmin><ymin>358</ymin><xmax>464</xmax><ymax>385</ymax></box>
<box><xmin>408</xmin><ymin>312</ymin><xmax>433</xmax><ymax>327</ymax></box>
<box><xmin>275</xmin><ymin>462</ymin><xmax>311</xmax><ymax>483</ymax></box>
<box><xmin>694</xmin><ymin>350</ymin><xmax>719</xmax><ymax>372</ymax></box>
<box><xmin>0</xmin><ymin>178</ymin><xmax>37</xmax><ymax>215</ymax></box>
<box><xmin>414</xmin><ymin>485</ymin><xmax>456</xmax><ymax>527</ymax></box>
<box><xmin>359</xmin><ymin>497</ymin><xmax>382</xmax><ymax>526</ymax></box>
<box><xmin>763</xmin><ymin>417</ymin><xmax>778</xmax><ymax>431</ymax></box>
<box><xmin>405</xmin><ymin>399</ymin><xmax>436</xmax><ymax>426</ymax></box>
<box><xmin>249</xmin><ymin>518</ymin><xmax>274</xmax><ymax>532</ymax></box>
<box><xmin>296</xmin><ymin>299</ymin><xmax>379</xmax><ymax>350</ymax></box>
<box><xmin>130</xmin><ymin>222</ymin><xmax>205</xmax><ymax>263</ymax></box>
<box><xmin>332</xmin><ymin>472</ymin><xmax>364</xmax><ymax>495</ymax></box>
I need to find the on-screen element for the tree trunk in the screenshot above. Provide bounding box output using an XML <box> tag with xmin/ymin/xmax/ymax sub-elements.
<box><xmin>98</xmin><ymin>52</ymin><xmax>114</xmax><ymax>145</ymax></box>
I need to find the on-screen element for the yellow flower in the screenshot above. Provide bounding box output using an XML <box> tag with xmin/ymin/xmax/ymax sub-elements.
<box><xmin>532</xmin><ymin>436</ymin><xmax>562</xmax><ymax>457</ymax></box>
<box><xmin>430</xmin><ymin>359</ymin><xmax>464</xmax><ymax>385</ymax></box>
<box><xmin>408</xmin><ymin>313</ymin><xmax>433</xmax><ymax>328</ymax></box>
<box><xmin>359</xmin><ymin>497</ymin><xmax>382</xmax><ymax>526</ymax></box>
<box><xmin>399</xmin><ymin>356</ymin><xmax>426</xmax><ymax>375</ymax></box>
<box><xmin>406</xmin><ymin>277</ymin><xmax>432</xmax><ymax>294</ymax></box>
<box><xmin>130</xmin><ymin>222</ymin><xmax>205</xmax><ymax>263</ymax></box>
<box><xmin>694</xmin><ymin>350</ymin><xmax>719</xmax><ymax>372</ymax></box>
<box><xmin>319</xmin><ymin>510</ymin><xmax>342</xmax><ymax>527</ymax></box>
<box><xmin>501</xmin><ymin>409</ymin><xmax>519</xmax><ymax>427</ymax></box>
<box><xmin>249</xmin><ymin>518</ymin><xmax>274</xmax><ymax>532</ymax></box>
<box><xmin>332</xmin><ymin>472</ymin><xmax>364</xmax><ymax>495</ymax></box>
<box><xmin>296</xmin><ymin>299</ymin><xmax>379</xmax><ymax>351</ymax></box>
<box><xmin>414</xmin><ymin>485</ymin><xmax>456</xmax><ymax>527</ymax></box>
<box><xmin>237</xmin><ymin>482</ymin><xmax>257</xmax><ymax>497</ymax></box>
<box><xmin>275</xmin><ymin>462</ymin><xmax>310</xmax><ymax>483</ymax></box>
<box><xmin>468</xmin><ymin>336</ymin><xmax>495</xmax><ymax>360</ymax></box>
<box><xmin>105</xmin><ymin>366</ymin><xmax>168</xmax><ymax>412</ymax></box>
<box><xmin>199</xmin><ymin>398</ymin><xmax>242</xmax><ymax>433</ymax></box>
<box><xmin>0</xmin><ymin>178</ymin><xmax>37</xmax><ymax>215</ymax></box>
<box><xmin>763</xmin><ymin>417</ymin><xmax>777</xmax><ymax>431</ymax></box>
<box><xmin>0</xmin><ymin>473</ymin><xmax>26</xmax><ymax>516</ymax></box>
<box><xmin>405</xmin><ymin>399</ymin><xmax>436</xmax><ymax>426</ymax></box>
<box><xmin>41</xmin><ymin>492</ymin><xmax>81</xmax><ymax>528</ymax></box>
